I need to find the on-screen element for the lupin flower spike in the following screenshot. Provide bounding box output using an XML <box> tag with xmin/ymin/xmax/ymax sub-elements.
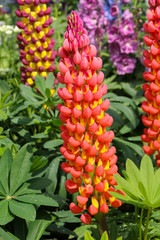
<box><xmin>16</xmin><ymin>0</ymin><xmax>57</xmax><ymax>87</ymax></box>
<box><xmin>57</xmin><ymin>11</ymin><xmax>123</xmax><ymax>225</ymax></box>
<box><xmin>141</xmin><ymin>0</ymin><xmax>160</xmax><ymax>167</ymax></box>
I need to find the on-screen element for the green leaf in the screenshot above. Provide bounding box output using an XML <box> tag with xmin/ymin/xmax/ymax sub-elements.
<box><xmin>114</xmin><ymin>174</ymin><xmax>142</xmax><ymax>199</ymax></box>
<box><xmin>110</xmin><ymin>102</ymin><xmax>136</xmax><ymax>128</ymax></box>
<box><xmin>138</xmin><ymin>182</ymin><xmax>150</xmax><ymax>203</ymax></box>
<box><xmin>20</xmin><ymin>85</ymin><xmax>44</xmax><ymax>103</ymax></box>
<box><xmin>59</xmin><ymin>216</ymin><xmax>81</xmax><ymax>223</ymax></box>
<box><xmin>84</xmin><ymin>231</ymin><xmax>94</xmax><ymax>240</ymax></box>
<box><xmin>116</xmin><ymin>237</ymin><xmax>123</xmax><ymax>240</ymax></box>
<box><xmin>27</xmin><ymin>177</ymin><xmax>52</xmax><ymax>190</ymax></box>
<box><xmin>114</xmin><ymin>138</ymin><xmax>143</xmax><ymax>157</ymax></box>
<box><xmin>46</xmin><ymin>73</ymin><xmax>54</xmax><ymax>90</ymax></box>
<box><xmin>140</xmin><ymin>155</ymin><xmax>154</xmax><ymax>200</ymax></box>
<box><xmin>0</xmin><ymin>182</ymin><xmax>7</xmax><ymax>196</ymax></box>
<box><xmin>0</xmin><ymin>148</ymin><xmax>13</xmax><ymax>194</ymax></box>
<box><xmin>43</xmin><ymin>139</ymin><xmax>63</xmax><ymax>149</ymax></box>
<box><xmin>100</xmin><ymin>232</ymin><xmax>108</xmax><ymax>240</ymax></box>
<box><xmin>16</xmin><ymin>194</ymin><xmax>58</xmax><ymax>207</ymax></box>
<box><xmin>0</xmin><ymin>110</ymin><xmax>7</xmax><ymax>120</ymax></box>
<box><xmin>53</xmin><ymin>210</ymin><xmax>75</xmax><ymax>218</ymax></box>
<box><xmin>0</xmin><ymin>200</ymin><xmax>14</xmax><ymax>225</ymax></box>
<box><xmin>151</xmin><ymin>169</ymin><xmax>160</xmax><ymax>202</ymax></box>
<box><xmin>31</xmin><ymin>156</ymin><xmax>48</xmax><ymax>172</ymax></box>
<box><xmin>108</xmin><ymin>191</ymin><xmax>144</xmax><ymax>208</ymax></box>
<box><xmin>45</xmin><ymin>157</ymin><xmax>61</xmax><ymax>194</ymax></box>
<box><xmin>125</xmin><ymin>159</ymin><xmax>142</xmax><ymax>196</ymax></box>
<box><xmin>14</xmin><ymin>182</ymin><xmax>39</xmax><ymax>196</ymax></box>
<box><xmin>35</xmin><ymin>75</ymin><xmax>46</xmax><ymax>97</ymax></box>
<box><xmin>110</xmin><ymin>221</ymin><xmax>117</xmax><ymax>240</ymax></box>
<box><xmin>26</xmin><ymin>211</ymin><xmax>54</xmax><ymax>240</ymax></box>
<box><xmin>9</xmin><ymin>199</ymin><xmax>36</xmax><ymax>221</ymax></box>
<box><xmin>10</xmin><ymin>144</ymin><xmax>33</xmax><ymax>195</ymax></box>
<box><xmin>11</xmin><ymin>116</ymin><xmax>34</xmax><ymax>125</ymax></box>
<box><xmin>58</xmin><ymin>171</ymin><xmax>67</xmax><ymax>199</ymax></box>
<box><xmin>0</xmin><ymin>227</ymin><xmax>19</xmax><ymax>240</ymax></box>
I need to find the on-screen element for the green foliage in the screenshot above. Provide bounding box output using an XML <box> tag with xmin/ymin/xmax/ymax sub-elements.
<box><xmin>109</xmin><ymin>155</ymin><xmax>160</xmax><ymax>209</ymax></box>
<box><xmin>0</xmin><ymin>145</ymin><xmax>58</xmax><ymax>225</ymax></box>
<box><xmin>84</xmin><ymin>230</ymin><xmax>122</xmax><ymax>240</ymax></box>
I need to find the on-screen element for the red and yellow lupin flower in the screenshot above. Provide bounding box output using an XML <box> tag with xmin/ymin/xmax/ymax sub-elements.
<box><xmin>16</xmin><ymin>0</ymin><xmax>57</xmax><ymax>87</ymax></box>
<box><xmin>141</xmin><ymin>0</ymin><xmax>160</xmax><ymax>167</ymax></box>
<box><xmin>57</xmin><ymin>11</ymin><xmax>123</xmax><ymax>224</ymax></box>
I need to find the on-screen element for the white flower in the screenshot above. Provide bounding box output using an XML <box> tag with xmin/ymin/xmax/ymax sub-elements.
<box><xmin>6</xmin><ymin>29</ymin><xmax>12</xmax><ymax>35</ymax></box>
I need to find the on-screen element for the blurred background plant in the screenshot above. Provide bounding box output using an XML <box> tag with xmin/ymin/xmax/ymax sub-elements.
<box><xmin>0</xmin><ymin>0</ymin><xmax>159</xmax><ymax>239</ymax></box>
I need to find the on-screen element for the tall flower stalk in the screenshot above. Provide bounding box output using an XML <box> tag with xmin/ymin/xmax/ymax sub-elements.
<box><xmin>141</xmin><ymin>0</ymin><xmax>160</xmax><ymax>167</ymax></box>
<box><xmin>57</xmin><ymin>11</ymin><xmax>123</xmax><ymax>235</ymax></box>
<box><xmin>107</xmin><ymin>8</ymin><xmax>137</xmax><ymax>75</ymax></box>
<box><xmin>16</xmin><ymin>0</ymin><xmax>57</xmax><ymax>87</ymax></box>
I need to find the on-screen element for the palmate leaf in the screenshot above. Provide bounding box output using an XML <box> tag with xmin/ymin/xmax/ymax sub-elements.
<box><xmin>114</xmin><ymin>174</ymin><xmax>142</xmax><ymax>199</ymax></box>
<box><xmin>140</xmin><ymin>155</ymin><xmax>154</xmax><ymax>200</ymax></box>
<box><xmin>9</xmin><ymin>199</ymin><xmax>36</xmax><ymax>221</ymax></box>
<box><xmin>16</xmin><ymin>194</ymin><xmax>58</xmax><ymax>207</ymax></box>
<box><xmin>111</xmin><ymin>155</ymin><xmax>160</xmax><ymax>209</ymax></box>
<box><xmin>108</xmin><ymin>192</ymin><xmax>145</xmax><ymax>209</ymax></box>
<box><xmin>20</xmin><ymin>85</ymin><xmax>44</xmax><ymax>103</ymax></box>
<box><xmin>0</xmin><ymin>148</ymin><xmax>13</xmax><ymax>194</ymax></box>
<box><xmin>125</xmin><ymin>159</ymin><xmax>142</xmax><ymax>197</ymax></box>
<box><xmin>35</xmin><ymin>75</ymin><xmax>46</xmax><ymax>97</ymax></box>
<box><xmin>10</xmin><ymin>144</ymin><xmax>33</xmax><ymax>195</ymax></box>
<box><xmin>84</xmin><ymin>231</ymin><xmax>94</xmax><ymax>240</ymax></box>
<box><xmin>0</xmin><ymin>200</ymin><xmax>14</xmax><ymax>225</ymax></box>
<box><xmin>45</xmin><ymin>73</ymin><xmax>54</xmax><ymax>90</ymax></box>
<box><xmin>151</xmin><ymin>169</ymin><xmax>160</xmax><ymax>202</ymax></box>
<box><xmin>100</xmin><ymin>232</ymin><xmax>108</xmax><ymax>240</ymax></box>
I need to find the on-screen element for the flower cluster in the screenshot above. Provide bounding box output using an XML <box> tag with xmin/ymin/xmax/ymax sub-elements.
<box><xmin>16</xmin><ymin>0</ymin><xmax>57</xmax><ymax>87</ymax></box>
<box><xmin>0</xmin><ymin>25</ymin><xmax>20</xmax><ymax>35</ymax></box>
<box><xmin>57</xmin><ymin>11</ymin><xmax>122</xmax><ymax>224</ymax></box>
<box><xmin>141</xmin><ymin>0</ymin><xmax>160</xmax><ymax>167</ymax></box>
<box><xmin>78</xmin><ymin>0</ymin><xmax>107</xmax><ymax>51</ymax></box>
<box><xmin>107</xmin><ymin>9</ymin><xmax>137</xmax><ymax>75</ymax></box>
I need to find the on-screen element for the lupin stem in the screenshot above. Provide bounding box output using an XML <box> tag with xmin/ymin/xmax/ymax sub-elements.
<box><xmin>95</xmin><ymin>212</ymin><xmax>110</xmax><ymax>239</ymax></box>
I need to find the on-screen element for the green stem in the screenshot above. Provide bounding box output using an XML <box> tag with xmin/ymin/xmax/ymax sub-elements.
<box><xmin>144</xmin><ymin>208</ymin><xmax>151</xmax><ymax>240</ymax></box>
<box><xmin>139</xmin><ymin>208</ymin><xmax>144</xmax><ymax>240</ymax></box>
<box><xmin>134</xmin><ymin>0</ymin><xmax>138</xmax><ymax>8</ymax></box>
<box><xmin>95</xmin><ymin>212</ymin><xmax>110</xmax><ymax>239</ymax></box>
<box><xmin>135</xmin><ymin>206</ymin><xmax>138</xmax><ymax>222</ymax></box>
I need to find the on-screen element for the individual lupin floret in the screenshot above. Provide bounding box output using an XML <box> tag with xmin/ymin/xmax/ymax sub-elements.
<box><xmin>57</xmin><ymin>11</ymin><xmax>123</xmax><ymax>225</ymax></box>
<box><xmin>141</xmin><ymin>0</ymin><xmax>160</xmax><ymax>167</ymax></box>
<box><xmin>16</xmin><ymin>0</ymin><xmax>57</xmax><ymax>86</ymax></box>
